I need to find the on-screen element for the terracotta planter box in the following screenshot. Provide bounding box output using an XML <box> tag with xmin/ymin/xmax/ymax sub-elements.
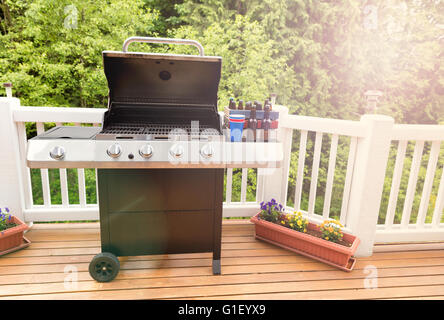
<box><xmin>0</xmin><ymin>216</ymin><xmax>30</xmax><ymax>256</ymax></box>
<box><xmin>250</xmin><ymin>212</ymin><xmax>360</xmax><ymax>272</ymax></box>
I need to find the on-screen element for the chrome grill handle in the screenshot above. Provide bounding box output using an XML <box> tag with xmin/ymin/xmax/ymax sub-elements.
<box><xmin>122</xmin><ymin>37</ymin><xmax>204</xmax><ymax>56</ymax></box>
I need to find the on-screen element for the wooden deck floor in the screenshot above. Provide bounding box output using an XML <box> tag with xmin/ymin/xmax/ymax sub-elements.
<box><xmin>1</xmin><ymin>220</ymin><xmax>444</xmax><ymax>300</ymax></box>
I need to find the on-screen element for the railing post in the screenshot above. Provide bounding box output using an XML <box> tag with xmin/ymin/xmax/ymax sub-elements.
<box><xmin>346</xmin><ymin>114</ymin><xmax>394</xmax><ymax>257</ymax></box>
<box><xmin>260</xmin><ymin>105</ymin><xmax>292</xmax><ymax>206</ymax></box>
<box><xmin>0</xmin><ymin>96</ymin><xmax>26</xmax><ymax>221</ymax></box>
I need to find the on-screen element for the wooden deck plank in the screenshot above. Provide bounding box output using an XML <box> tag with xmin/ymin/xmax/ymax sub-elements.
<box><xmin>3</xmin><ymin>247</ymin><xmax>444</xmax><ymax>266</ymax></box>
<box><xmin>193</xmin><ymin>285</ymin><xmax>444</xmax><ymax>300</ymax></box>
<box><xmin>1</xmin><ymin>259</ymin><xmax>444</xmax><ymax>285</ymax></box>
<box><xmin>1</xmin><ymin>254</ymin><xmax>444</xmax><ymax>276</ymax></box>
<box><xmin>1</xmin><ymin>265</ymin><xmax>444</xmax><ymax>297</ymax></box>
<box><xmin>24</xmin><ymin>240</ymin><xmax>268</xmax><ymax>250</ymax></box>
<box><xmin>5</xmin><ymin>243</ymin><xmax>444</xmax><ymax>261</ymax></box>
<box><xmin>0</xmin><ymin>221</ymin><xmax>442</xmax><ymax>300</ymax></box>
<box><xmin>3</xmin><ymin>277</ymin><xmax>444</xmax><ymax>300</ymax></box>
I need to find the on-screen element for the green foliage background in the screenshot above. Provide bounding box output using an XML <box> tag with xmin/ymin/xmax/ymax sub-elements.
<box><xmin>1</xmin><ymin>0</ymin><xmax>443</xmax><ymax>223</ymax></box>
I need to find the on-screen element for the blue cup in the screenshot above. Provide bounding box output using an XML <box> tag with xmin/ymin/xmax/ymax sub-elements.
<box><xmin>230</xmin><ymin>114</ymin><xmax>245</xmax><ymax>142</ymax></box>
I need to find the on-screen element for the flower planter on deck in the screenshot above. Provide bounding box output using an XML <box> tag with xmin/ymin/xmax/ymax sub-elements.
<box><xmin>250</xmin><ymin>212</ymin><xmax>360</xmax><ymax>272</ymax></box>
<box><xmin>0</xmin><ymin>216</ymin><xmax>30</xmax><ymax>256</ymax></box>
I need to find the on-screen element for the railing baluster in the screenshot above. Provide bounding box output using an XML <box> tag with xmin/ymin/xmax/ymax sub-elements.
<box><xmin>16</xmin><ymin>122</ymin><xmax>33</xmax><ymax>208</ymax></box>
<box><xmin>340</xmin><ymin>136</ymin><xmax>357</xmax><ymax>226</ymax></box>
<box><xmin>78</xmin><ymin>168</ymin><xmax>87</xmax><ymax>207</ymax></box>
<box><xmin>401</xmin><ymin>140</ymin><xmax>425</xmax><ymax>227</ymax></box>
<box><xmin>416</xmin><ymin>141</ymin><xmax>441</xmax><ymax>226</ymax></box>
<box><xmin>322</xmin><ymin>134</ymin><xmax>338</xmax><ymax>219</ymax></box>
<box><xmin>36</xmin><ymin>122</ymin><xmax>51</xmax><ymax>207</ymax></box>
<box><xmin>59</xmin><ymin>168</ymin><xmax>69</xmax><ymax>207</ymax></box>
<box><xmin>308</xmin><ymin>132</ymin><xmax>323</xmax><ymax>216</ymax></box>
<box><xmin>294</xmin><ymin>130</ymin><xmax>308</xmax><ymax>211</ymax></box>
<box><xmin>431</xmin><ymin>166</ymin><xmax>444</xmax><ymax>227</ymax></box>
<box><xmin>72</xmin><ymin>122</ymin><xmax>86</xmax><ymax>207</ymax></box>
<box><xmin>54</xmin><ymin>122</ymin><xmax>68</xmax><ymax>206</ymax></box>
<box><xmin>256</xmin><ymin>168</ymin><xmax>263</xmax><ymax>203</ymax></box>
<box><xmin>240</xmin><ymin>168</ymin><xmax>248</xmax><ymax>203</ymax></box>
<box><xmin>385</xmin><ymin>140</ymin><xmax>408</xmax><ymax>227</ymax></box>
<box><xmin>226</xmin><ymin>168</ymin><xmax>233</xmax><ymax>204</ymax></box>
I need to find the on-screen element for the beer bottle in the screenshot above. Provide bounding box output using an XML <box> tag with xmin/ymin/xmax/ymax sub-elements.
<box><xmin>245</xmin><ymin>101</ymin><xmax>252</xmax><ymax>110</ymax></box>
<box><xmin>263</xmin><ymin>104</ymin><xmax>271</xmax><ymax>142</ymax></box>
<box><xmin>264</xmin><ymin>98</ymin><xmax>272</xmax><ymax>111</ymax></box>
<box><xmin>249</xmin><ymin>107</ymin><xmax>257</xmax><ymax>142</ymax></box>
<box><xmin>229</xmin><ymin>97</ymin><xmax>236</xmax><ymax>110</ymax></box>
<box><xmin>238</xmin><ymin>100</ymin><xmax>244</xmax><ymax>110</ymax></box>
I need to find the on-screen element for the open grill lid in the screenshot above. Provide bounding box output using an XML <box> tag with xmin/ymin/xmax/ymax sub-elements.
<box><xmin>103</xmin><ymin>37</ymin><xmax>222</xmax><ymax>112</ymax></box>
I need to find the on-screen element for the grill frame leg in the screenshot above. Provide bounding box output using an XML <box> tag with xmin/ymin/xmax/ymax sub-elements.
<box><xmin>212</xmin><ymin>169</ymin><xmax>223</xmax><ymax>275</ymax></box>
<box><xmin>212</xmin><ymin>259</ymin><xmax>221</xmax><ymax>275</ymax></box>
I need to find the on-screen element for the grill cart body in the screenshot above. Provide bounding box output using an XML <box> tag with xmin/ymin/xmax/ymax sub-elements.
<box><xmin>26</xmin><ymin>37</ymin><xmax>284</xmax><ymax>282</ymax></box>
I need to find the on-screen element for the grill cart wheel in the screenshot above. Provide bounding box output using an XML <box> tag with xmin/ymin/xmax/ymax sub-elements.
<box><xmin>89</xmin><ymin>252</ymin><xmax>120</xmax><ymax>282</ymax></box>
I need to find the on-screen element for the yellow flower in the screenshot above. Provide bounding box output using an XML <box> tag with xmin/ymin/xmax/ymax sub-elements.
<box><xmin>303</xmin><ymin>229</ymin><xmax>307</xmax><ymax>232</ymax></box>
<box><xmin>281</xmin><ymin>221</ymin><xmax>285</xmax><ymax>225</ymax></box>
<box><xmin>290</xmin><ymin>223</ymin><xmax>294</xmax><ymax>227</ymax></box>
<box><xmin>297</xmin><ymin>220</ymin><xmax>302</xmax><ymax>226</ymax></box>
<box><xmin>329</xmin><ymin>227</ymin><xmax>334</xmax><ymax>233</ymax></box>
<box><xmin>325</xmin><ymin>237</ymin><xmax>329</xmax><ymax>240</ymax></box>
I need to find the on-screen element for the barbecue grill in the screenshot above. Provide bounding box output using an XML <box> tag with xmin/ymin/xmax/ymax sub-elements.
<box><xmin>26</xmin><ymin>37</ymin><xmax>283</xmax><ymax>282</ymax></box>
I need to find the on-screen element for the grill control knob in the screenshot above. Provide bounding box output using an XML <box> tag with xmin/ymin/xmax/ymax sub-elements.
<box><xmin>169</xmin><ymin>144</ymin><xmax>184</xmax><ymax>158</ymax></box>
<box><xmin>139</xmin><ymin>144</ymin><xmax>153</xmax><ymax>159</ymax></box>
<box><xmin>49</xmin><ymin>146</ymin><xmax>65</xmax><ymax>160</ymax></box>
<box><xmin>107</xmin><ymin>143</ymin><xmax>122</xmax><ymax>158</ymax></box>
<box><xmin>200</xmin><ymin>144</ymin><xmax>214</xmax><ymax>159</ymax></box>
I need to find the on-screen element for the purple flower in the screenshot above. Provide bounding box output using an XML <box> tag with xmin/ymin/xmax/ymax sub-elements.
<box><xmin>5</xmin><ymin>207</ymin><xmax>9</xmax><ymax>213</ymax></box>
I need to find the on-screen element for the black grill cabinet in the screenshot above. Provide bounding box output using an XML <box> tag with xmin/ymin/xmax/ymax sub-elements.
<box><xmin>96</xmin><ymin>168</ymin><xmax>223</xmax><ymax>271</ymax></box>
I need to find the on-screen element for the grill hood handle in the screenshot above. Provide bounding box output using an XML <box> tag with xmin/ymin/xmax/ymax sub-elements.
<box><xmin>122</xmin><ymin>37</ymin><xmax>205</xmax><ymax>56</ymax></box>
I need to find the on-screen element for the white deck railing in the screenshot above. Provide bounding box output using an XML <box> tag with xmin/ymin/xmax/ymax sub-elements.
<box><xmin>375</xmin><ymin>125</ymin><xmax>444</xmax><ymax>242</ymax></box>
<box><xmin>0</xmin><ymin>97</ymin><xmax>443</xmax><ymax>257</ymax></box>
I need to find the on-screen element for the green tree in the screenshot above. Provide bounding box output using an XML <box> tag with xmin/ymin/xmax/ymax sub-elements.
<box><xmin>172</xmin><ymin>14</ymin><xmax>289</xmax><ymax>108</ymax></box>
<box><xmin>0</xmin><ymin>0</ymin><xmax>159</xmax><ymax>108</ymax></box>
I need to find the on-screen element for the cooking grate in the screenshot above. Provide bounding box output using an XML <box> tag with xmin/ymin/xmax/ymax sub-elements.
<box><xmin>145</xmin><ymin>124</ymin><xmax>219</xmax><ymax>136</ymax></box>
<box><xmin>98</xmin><ymin>123</ymin><xmax>221</xmax><ymax>140</ymax></box>
<box><xmin>101</xmin><ymin>123</ymin><xmax>219</xmax><ymax>135</ymax></box>
<box><xmin>100</xmin><ymin>124</ymin><xmax>146</xmax><ymax>135</ymax></box>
